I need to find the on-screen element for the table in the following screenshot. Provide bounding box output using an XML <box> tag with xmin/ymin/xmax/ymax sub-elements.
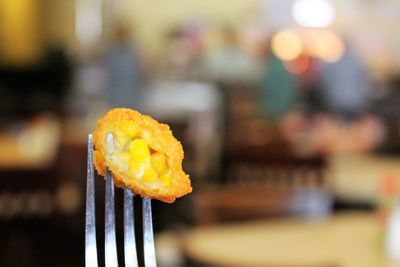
<box><xmin>329</xmin><ymin>154</ymin><xmax>400</xmax><ymax>203</ymax></box>
<box><xmin>184</xmin><ymin>213</ymin><xmax>396</xmax><ymax>267</ymax></box>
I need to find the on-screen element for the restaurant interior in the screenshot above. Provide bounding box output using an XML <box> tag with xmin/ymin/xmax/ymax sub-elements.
<box><xmin>0</xmin><ymin>0</ymin><xmax>400</xmax><ymax>266</ymax></box>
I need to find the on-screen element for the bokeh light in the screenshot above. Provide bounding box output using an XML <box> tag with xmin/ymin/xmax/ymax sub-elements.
<box><xmin>311</xmin><ymin>30</ymin><xmax>344</xmax><ymax>62</ymax></box>
<box><xmin>292</xmin><ymin>0</ymin><xmax>335</xmax><ymax>28</ymax></box>
<box><xmin>271</xmin><ymin>30</ymin><xmax>303</xmax><ymax>61</ymax></box>
<box><xmin>284</xmin><ymin>52</ymin><xmax>310</xmax><ymax>74</ymax></box>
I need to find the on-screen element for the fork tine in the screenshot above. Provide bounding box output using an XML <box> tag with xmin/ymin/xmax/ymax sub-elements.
<box><xmin>143</xmin><ymin>197</ymin><xmax>157</xmax><ymax>267</ymax></box>
<box><xmin>85</xmin><ymin>134</ymin><xmax>98</xmax><ymax>267</ymax></box>
<box><xmin>105</xmin><ymin>170</ymin><xmax>119</xmax><ymax>267</ymax></box>
<box><xmin>124</xmin><ymin>187</ymin><xmax>138</xmax><ymax>267</ymax></box>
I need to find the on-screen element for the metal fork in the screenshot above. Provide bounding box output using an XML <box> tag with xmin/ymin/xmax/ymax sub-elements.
<box><xmin>85</xmin><ymin>134</ymin><xmax>157</xmax><ymax>267</ymax></box>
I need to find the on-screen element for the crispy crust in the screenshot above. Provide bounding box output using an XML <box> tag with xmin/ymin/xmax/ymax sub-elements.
<box><xmin>93</xmin><ymin>108</ymin><xmax>192</xmax><ymax>203</ymax></box>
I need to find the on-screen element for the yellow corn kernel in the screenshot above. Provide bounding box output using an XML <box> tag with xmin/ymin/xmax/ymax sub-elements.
<box><xmin>151</xmin><ymin>152</ymin><xmax>167</xmax><ymax>175</ymax></box>
<box><xmin>160</xmin><ymin>174</ymin><xmax>172</xmax><ymax>187</ymax></box>
<box><xmin>128</xmin><ymin>138</ymin><xmax>151</xmax><ymax>170</ymax></box>
<box><xmin>114</xmin><ymin>121</ymin><xmax>140</xmax><ymax>147</ymax></box>
<box><xmin>118</xmin><ymin>121</ymin><xmax>140</xmax><ymax>137</ymax></box>
<box><xmin>142</xmin><ymin>168</ymin><xmax>157</xmax><ymax>183</ymax></box>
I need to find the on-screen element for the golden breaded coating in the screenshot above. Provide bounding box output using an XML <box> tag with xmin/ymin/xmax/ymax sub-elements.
<box><xmin>93</xmin><ymin>108</ymin><xmax>192</xmax><ymax>203</ymax></box>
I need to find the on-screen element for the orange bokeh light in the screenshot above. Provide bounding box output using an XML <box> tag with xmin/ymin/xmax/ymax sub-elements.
<box><xmin>271</xmin><ymin>30</ymin><xmax>303</xmax><ymax>61</ymax></box>
<box><xmin>284</xmin><ymin>52</ymin><xmax>310</xmax><ymax>74</ymax></box>
<box><xmin>311</xmin><ymin>30</ymin><xmax>344</xmax><ymax>62</ymax></box>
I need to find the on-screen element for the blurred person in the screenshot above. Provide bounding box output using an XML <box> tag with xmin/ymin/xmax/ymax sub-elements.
<box><xmin>106</xmin><ymin>23</ymin><xmax>144</xmax><ymax>109</ymax></box>
<box><xmin>158</xmin><ymin>24</ymin><xmax>205</xmax><ymax>81</ymax></box>
<box><xmin>298</xmin><ymin>56</ymin><xmax>323</xmax><ymax>115</ymax></box>
<box><xmin>204</xmin><ymin>26</ymin><xmax>259</xmax><ymax>121</ymax></box>
<box><xmin>318</xmin><ymin>42</ymin><xmax>373</xmax><ymax>119</ymax></box>
<box><xmin>205</xmin><ymin>26</ymin><xmax>259</xmax><ymax>86</ymax></box>
<box><xmin>68</xmin><ymin>51</ymin><xmax>108</xmax><ymax>128</ymax></box>
<box><xmin>259</xmin><ymin>41</ymin><xmax>300</xmax><ymax>120</ymax></box>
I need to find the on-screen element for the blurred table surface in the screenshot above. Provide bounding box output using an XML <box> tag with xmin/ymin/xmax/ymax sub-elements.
<box><xmin>183</xmin><ymin>212</ymin><xmax>397</xmax><ymax>267</ymax></box>
<box><xmin>329</xmin><ymin>154</ymin><xmax>400</xmax><ymax>204</ymax></box>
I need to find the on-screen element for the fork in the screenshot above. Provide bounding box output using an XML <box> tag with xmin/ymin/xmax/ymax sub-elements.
<box><xmin>85</xmin><ymin>134</ymin><xmax>157</xmax><ymax>267</ymax></box>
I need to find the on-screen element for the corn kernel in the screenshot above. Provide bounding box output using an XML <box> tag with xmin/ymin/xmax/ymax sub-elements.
<box><xmin>160</xmin><ymin>174</ymin><xmax>172</xmax><ymax>187</ymax></box>
<box><xmin>114</xmin><ymin>121</ymin><xmax>140</xmax><ymax>147</ymax></box>
<box><xmin>142</xmin><ymin>168</ymin><xmax>157</xmax><ymax>183</ymax></box>
<box><xmin>151</xmin><ymin>152</ymin><xmax>167</xmax><ymax>175</ymax></box>
<box><xmin>118</xmin><ymin>121</ymin><xmax>140</xmax><ymax>137</ymax></box>
<box><xmin>128</xmin><ymin>139</ymin><xmax>151</xmax><ymax>165</ymax></box>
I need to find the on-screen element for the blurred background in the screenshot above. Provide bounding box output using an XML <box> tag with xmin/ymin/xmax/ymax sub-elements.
<box><xmin>0</xmin><ymin>0</ymin><xmax>400</xmax><ymax>266</ymax></box>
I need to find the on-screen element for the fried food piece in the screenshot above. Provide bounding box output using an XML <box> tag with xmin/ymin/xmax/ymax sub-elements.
<box><xmin>93</xmin><ymin>108</ymin><xmax>192</xmax><ymax>203</ymax></box>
